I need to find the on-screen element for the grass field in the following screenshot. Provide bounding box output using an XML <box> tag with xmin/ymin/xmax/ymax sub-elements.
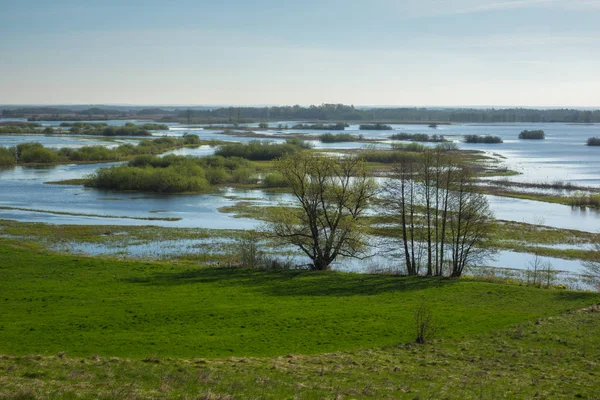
<box><xmin>1</xmin><ymin>243</ymin><xmax>599</xmax><ymax>398</ymax></box>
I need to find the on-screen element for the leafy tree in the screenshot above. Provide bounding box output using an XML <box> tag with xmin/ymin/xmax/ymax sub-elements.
<box><xmin>268</xmin><ymin>153</ymin><xmax>377</xmax><ymax>270</ymax></box>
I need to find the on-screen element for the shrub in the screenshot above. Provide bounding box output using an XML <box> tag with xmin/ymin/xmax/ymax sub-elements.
<box><xmin>216</xmin><ymin>141</ymin><xmax>300</xmax><ymax>161</ymax></box>
<box><xmin>0</xmin><ymin>147</ymin><xmax>16</xmax><ymax>166</ymax></box>
<box><xmin>19</xmin><ymin>145</ymin><xmax>58</xmax><ymax>163</ymax></box>
<box><xmin>359</xmin><ymin>123</ymin><xmax>392</xmax><ymax>130</ymax></box>
<box><xmin>183</xmin><ymin>134</ymin><xmax>201</xmax><ymax>145</ymax></box>
<box><xmin>88</xmin><ymin>155</ymin><xmax>257</xmax><ymax>192</ymax></box>
<box><xmin>519</xmin><ymin>130</ymin><xmax>545</xmax><ymax>139</ymax></box>
<box><xmin>262</xmin><ymin>172</ymin><xmax>290</xmax><ymax>188</ymax></box>
<box><xmin>464</xmin><ymin>135</ymin><xmax>503</xmax><ymax>144</ymax></box>
<box><xmin>319</xmin><ymin>133</ymin><xmax>356</xmax><ymax>143</ymax></box>
<box><xmin>587</xmin><ymin>137</ymin><xmax>600</xmax><ymax>146</ymax></box>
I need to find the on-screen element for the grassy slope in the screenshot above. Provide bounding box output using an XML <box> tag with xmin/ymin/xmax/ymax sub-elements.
<box><xmin>0</xmin><ymin>308</ymin><xmax>598</xmax><ymax>399</ymax></box>
<box><xmin>0</xmin><ymin>244</ymin><xmax>598</xmax><ymax>360</ymax></box>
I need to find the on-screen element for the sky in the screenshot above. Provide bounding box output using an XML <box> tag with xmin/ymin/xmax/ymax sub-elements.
<box><xmin>1</xmin><ymin>0</ymin><xmax>599</xmax><ymax>107</ymax></box>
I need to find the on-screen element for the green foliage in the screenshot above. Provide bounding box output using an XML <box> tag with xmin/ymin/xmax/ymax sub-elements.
<box><xmin>215</xmin><ymin>140</ymin><xmax>301</xmax><ymax>160</ymax></box>
<box><xmin>464</xmin><ymin>135</ymin><xmax>503</xmax><ymax>144</ymax></box>
<box><xmin>17</xmin><ymin>143</ymin><xmax>58</xmax><ymax>163</ymax></box>
<box><xmin>87</xmin><ymin>155</ymin><xmax>256</xmax><ymax>193</ymax></box>
<box><xmin>262</xmin><ymin>171</ymin><xmax>291</xmax><ymax>188</ymax></box>
<box><xmin>4</xmin><ymin>137</ymin><xmax>206</xmax><ymax>166</ymax></box>
<box><xmin>182</xmin><ymin>133</ymin><xmax>201</xmax><ymax>145</ymax></box>
<box><xmin>519</xmin><ymin>130</ymin><xmax>545</xmax><ymax>139</ymax></box>
<box><xmin>359</xmin><ymin>123</ymin><xmax>393</xmax><ymax>130</ymax></box>
<box><xmin>0</xmin><ymin>147</ymin><xmax>16</xmax><ymax>166</ymax></box>
<box><xmin>587</xmin><ymin>137</ymin><xmax>600</xmax><ymax>146</ymax></box>
<box><xmin>319</xmin><ymin>133</ymin><xmax>357</xmax><ymax>143</ymax></box>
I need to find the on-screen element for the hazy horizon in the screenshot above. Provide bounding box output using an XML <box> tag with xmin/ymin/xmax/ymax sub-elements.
<box><xmin>2</xmin><ymin>0</ymin><xmax>599</xmax><ymax>106</ymax></box>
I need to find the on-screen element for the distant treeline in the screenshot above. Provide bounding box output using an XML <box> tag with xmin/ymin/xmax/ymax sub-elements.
<box><xmin>5</xmin><ymin>104</ymin><xmax>600</xmax><ymax>123</ymax></box>
<box><xmin>359</xmin><ymin>123</ymin><xmax>392</xmax><ymax>130</ymax></box>
<box><xmin>464</xmin><ymin>135</ymin><xmax>503</xmax><ymax>144</ymax></box>
<box><xmin>519</xmin><ymin>130</ymin><xmax>545</xmax><ymax>140</ymax></box>
<box><xmin>390</xmin><ymin>133</ymin><xmax>447</xmax><ymax>142</ymax></box>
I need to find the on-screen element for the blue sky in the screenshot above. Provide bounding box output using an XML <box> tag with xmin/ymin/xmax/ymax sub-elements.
<box><xmin>1</xmin><ymin>0</ymin><xmax>599</xmax><ymax>106</ymax></box>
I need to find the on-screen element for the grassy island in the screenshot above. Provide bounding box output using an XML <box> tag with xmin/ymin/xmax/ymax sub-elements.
<box><xmin>519</xmin><ymin>130</ymin><xmax>545</xmax><ymax>139</ymax></box>
<box><xmin>464</xmin><ymin>134</ymin><xmax>503</xmax><ymax>144</ymax></box>
<box><xmin>87</xmin><ymin>154</ymin><xmax>256</xmax><ymax>193</ymax></box>
<box><xmin>319</xmin><ymin>133</ymin><xmax>357</xmax><ymax>142</ymax></box>
<box><xmin>0</xmin><ymin>135</ymin><xmax>208</xmax><ymax>167</ymax></box>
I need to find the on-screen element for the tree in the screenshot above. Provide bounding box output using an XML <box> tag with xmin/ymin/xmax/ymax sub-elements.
<box><xmin>384</xmin><ymin>149</ymin><xmax>493</xmax><ymax>277</ymax></box>
<box><xmin>268</xmin><ymin>152</ymin><xmax>377</xmax><ymax>270</ymax></box>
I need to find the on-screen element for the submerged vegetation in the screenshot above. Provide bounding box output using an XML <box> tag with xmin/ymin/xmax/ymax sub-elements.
<box><xmin>464</xmin><ymin>134</ymin><xmax>503</xmax><ymax>144</ymax></box>
<box><xmin>390</xmin><ymin>133</ymin><xmax>447</xmax><ymax>142</ymax></box>
<box><xmin>88</xmin><ymin>154</ymin><xmax>256</xmax><ymax>193</ymax></box>
<box><xmin>519</xmin><ymin>129</ymin><xmax>545</xmax><ymax>140</ymax></box>
<box><xmin>0</xmin><ymin>135</ymin><xmax>208</xmax><ymax>166</ymax></box>
<box><xmin>319</xmin><ymin>132</ymin><xmax>357</xmax><ymax>142</ymax></box>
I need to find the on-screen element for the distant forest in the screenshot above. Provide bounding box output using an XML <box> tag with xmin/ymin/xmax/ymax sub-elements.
<box><xmin>2</xmin><ymin>104</ymin><xmax>600</xmax><ymax>123</ymax></box>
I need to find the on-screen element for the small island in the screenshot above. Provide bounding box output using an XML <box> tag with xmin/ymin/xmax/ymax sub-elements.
<box><xmin>292</xmin><ymin>123</ymin><xmax>347</xmax><ymax>130</ymax></box>
<box><xmin>359</xmin><ymin>123</ymin><xmax>392</xmax><ymax>130</ymax></box>
<box><xmin>519</xmin><ymin>130</ymin><xmax>545</xmax><ymax>139</ymax></box>
<box><xmin>464</xmin><ymin>135</ymin><xmax>503</xmax><ymax>144</ymax></box>
<box><xmin>587</xmin><ymin>137</ymin><xmax>600</xmax><ymax>146</ymax></box>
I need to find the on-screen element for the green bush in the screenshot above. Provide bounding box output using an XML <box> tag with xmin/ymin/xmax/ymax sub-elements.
<box><xmin>263</xmin><ymin>172</ymin><xmax>290</xmax><ymax>188</ymax></box>
<box><xmin>319</xmin><ymin>133</ymin><xmax>356</xmax><ymax>143</ymax></box>
<box><xmin>215</xmin><ymin>141</ymin><xmax>300</xmax><ymax>161</ymax></box>
<box><xmin>88</xmin><ymin>155</ymin><xmax>257</xmax><ymax>193</ymax></box>
<box><xmin>464</xmin><ymin>135</ymin><xmax>503</xmax><ymax>144</ymax></box>
<box><xmin>519</xmin><ymin>130</ymin><xmax>545</xmax><ymax>139</ymax></box>
<box><xmin>359</xmin><ymin>123</ymin><xmax>393</xmax><ymax>130</ymax></box>
<box><xmin>0</xmin><ymin>147</ymin><xmax>16</xmax><ymax>166</ymax></box>
<box><xmin>18</xmin><ymin>143</ymin><xmax>58</xmax><ymax>163</ymax></box>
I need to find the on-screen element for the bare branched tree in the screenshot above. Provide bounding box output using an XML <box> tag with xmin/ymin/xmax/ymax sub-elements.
<box><xmin>268</xmin><ymin>152</ymin><xmax>377</xmax><ymax>271</ymax></box>
<box><xmin>385</xmin><ymin>149</ymin><xmax>493</xmax><ymax>277</ymax></box>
